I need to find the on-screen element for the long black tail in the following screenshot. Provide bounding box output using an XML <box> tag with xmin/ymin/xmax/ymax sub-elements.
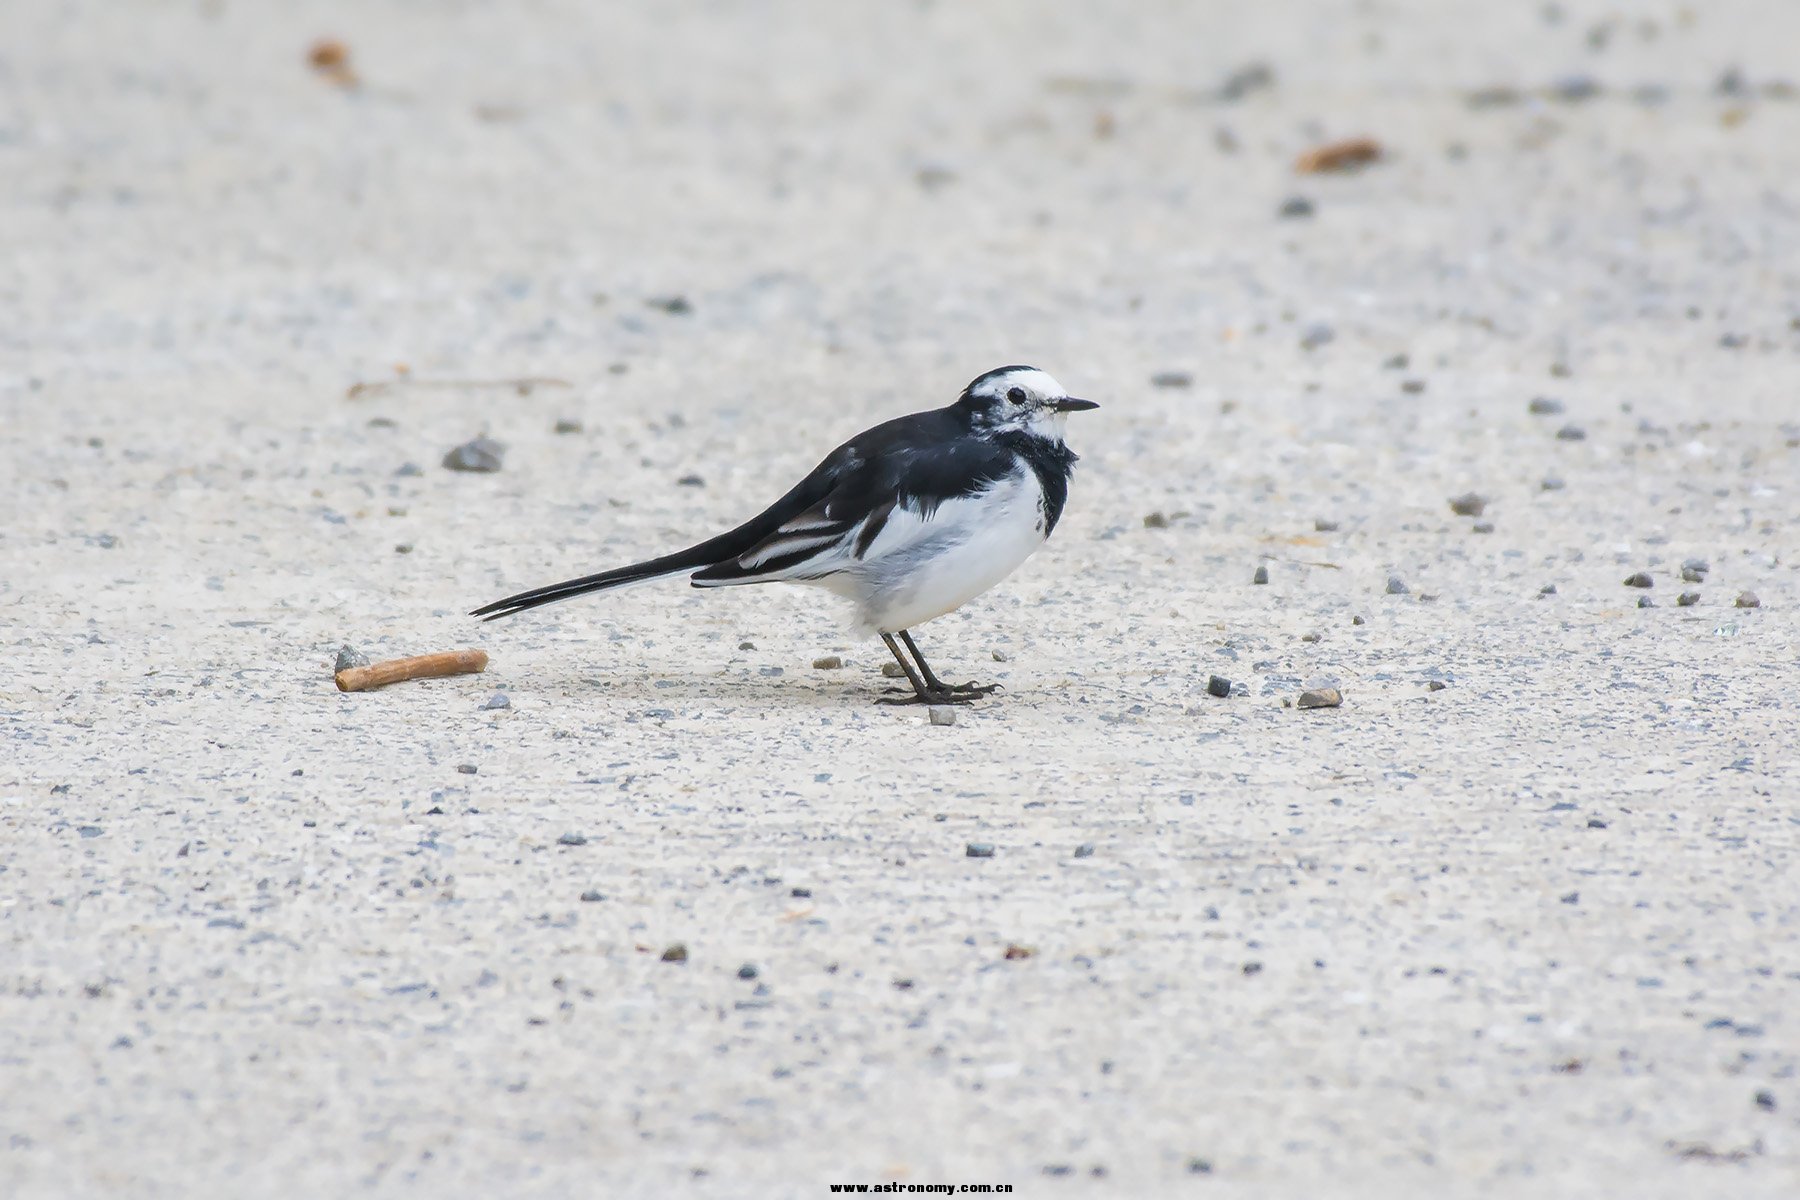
<box><xmin>471</xmin><ymin>467</ymin><xmax>836</xmax><ymax>621</ymax></box>
<box><xmin>470</xmin><ymin>543</ymin><xmax>721</xmax><ymax>621</ymax></box>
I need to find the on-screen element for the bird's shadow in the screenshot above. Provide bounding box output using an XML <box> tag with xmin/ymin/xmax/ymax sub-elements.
<box><xmin>515</xmin><ymin>663</ymin><xmax>900</xmax><ymax>710</ymax></box>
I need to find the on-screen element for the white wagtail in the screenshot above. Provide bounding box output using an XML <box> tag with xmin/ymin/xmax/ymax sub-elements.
<box><xmin>472</xmin><ymin>365</ymin><xmax>1099</xmax><ymax>704</ymax></box>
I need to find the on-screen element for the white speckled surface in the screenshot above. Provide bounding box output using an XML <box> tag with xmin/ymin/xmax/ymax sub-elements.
<box><xmin>3</xmin><ymin>1</ymin><xmax>1799</xmax><ymax>1196</ymax></box>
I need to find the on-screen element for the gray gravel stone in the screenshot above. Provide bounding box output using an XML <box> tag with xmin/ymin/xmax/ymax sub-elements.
<box><xmin>1386</xmin><ymin>576</ymin><xmax>1409</xmax><ymax>595</ymax></box>
<box><xmin>1300</xmin><ymin>322</ymin><xmax>1336</xmax><ymax>350</ymax></box>
<box><xmin>1207</xmin><ymin>675</ymin><xmax>1232</xmax><ymax>698</ymax></box>
<box><xmin>1448</xmin><ymin>492</ymin><xmax>1488</xmax><ymax>517</ymax></box>
<box><xmin>442</xmin><ymin>436</ymin><xmax>506</xmax><ymax>472</ymax></box>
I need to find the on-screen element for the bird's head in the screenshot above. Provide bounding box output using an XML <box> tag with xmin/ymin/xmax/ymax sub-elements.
<box><xmin>956</xmin><ymin>365</ymin><xmax>1099</xmax><ymax>440</ymax></box>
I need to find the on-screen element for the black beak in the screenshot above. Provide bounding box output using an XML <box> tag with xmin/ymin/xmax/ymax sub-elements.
<box><xmin>1051</xmin><ymin>397</ymin><xmax>1100</xmax><ymax>413</ymax></box>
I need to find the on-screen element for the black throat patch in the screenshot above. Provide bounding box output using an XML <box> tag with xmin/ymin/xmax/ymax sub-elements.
<box><xmin>1000</xmin><ymin>432</ymin><xmax>1079</xmax><ymax>536</ymax></box>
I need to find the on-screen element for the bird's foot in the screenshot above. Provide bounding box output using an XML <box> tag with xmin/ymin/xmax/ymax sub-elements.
<box><xmin>875</xmin><ymin>682</ymin><xmax>1000</xmax><ymax>706</ymax></box>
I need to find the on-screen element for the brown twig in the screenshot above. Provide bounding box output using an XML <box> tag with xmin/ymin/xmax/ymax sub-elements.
<box><xmin>335</xmin><ymin>649</ymin><xmax>489</xmax><ymax>692</ymax></box>
<box><xmin>1295</xmin><ymin>137</ymin><xmax>1384</xmax><ymax>174</ymax></box>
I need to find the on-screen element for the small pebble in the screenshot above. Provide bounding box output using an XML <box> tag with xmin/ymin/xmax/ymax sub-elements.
<box><xmin>1187</xmin><ymin>1158</ymin><xmax>1214</xmax><ymax>1176</ymax></box>
<box><xmin>1427</xmin><ymin>680</ymin><xmax>1448</xmax><ymax>692</ymax></box>
<box><xmin>660</xmin><ymin>943</ymin><xmax>688</xmax><ymax>963</ymax></box>
<box><xmin>442</xmin><ymin>436</ymin><xmax>506</xmax><ymax>472</ymax></box>
<box><xmin>1207</xmin><ymin>675</ymin><xmax>1232</xmax><ymax>698</ymax></box>
<box><xmin>1299</xmin><ymin>322</ymin><xmax>1335</xmax><ymax>350</ymax></box>
<box><xmin>1253</xmin><ymin>565</ymin><xmax>1270</xmax><ymax>585</ymax></box>
<box><xmin>812</xmin><ymin>655</ymin><xmax>844</xmax><ymax>670</ymax></box>
<box><xmin>579</xmin><ymin>890</ymin><xmax>604</xmax><ymax>902</ymax></box>
<box><xmin>991</xmin><ymin>649</ymin><xmax>1010</xmax><ymax>662</ymax></box>
<box><xmin>881</xmin><ymin>662</ymin><xmax>908</xmax><ymax>678</ymax></box>
<box><xmin>481</xmin><ymin>692</ymin><xmax>511</xmax><ymax>710</ymax></box>
<box><xmin>1351</xmin><ymin>615</ymin><xmax>1366</xmax><ymax>625</ymax></box>
<box><xmin>1680</xmin><ymin>559</ymin><xmax>1710</xmax><ymax>582</ymax></box>
<box><xmin>1560</xmin><ymin>892</ymin><xmax>1580</xmax><ymax>905</ymax></box>
<box><xmin>1623</xmin><ymin>572</ymin><xmax>1654</xmax><ymax>588</ymax></box>
<box><xmin>1637</xmin><ymin>596</ymin><xmax>1655</xmax><ymax>609</ymax></box>
<box><xmin>1528</xmin><ymin>396</ymin><xmax>1566</xmax><ymax>415</ymax></box>
<box><xmin>1150</xmin><ymin>371</ymin><xmax>1193</xmax><ymax>389</ymax></box>
<box><xmin>1541</xmin><ymin>476</ymin><xmax>1565</xmax><ymax>491</ymax></box>
<box><xmin>677</xmin><ymin>473</ymin><xmax>705</xmax><ymax>487</ymax></box>
<box><xmin>1143</xmin><ymin>511</ymin><xmax>1169</xmax><ymax>528</ymax></box>
<box><xmin>790</xmin><ymin>887</ymin><xmax>811</xmax><ymax>898</ymax></box>
<box><xmin>1278</xmin><ymin>195</ymin><xmax>1315</xmax><ymax>219</ymax></box>
<box><xmin>557</xmin><ymin>832</ymin><xmax>588</xmax><ymax>847</ymax></box>
<box><xmin>928</xmin><ymin>706</ymin><xmax>957</xmax><ymax>726</ymax></box>
<box><xmin>553</xmin><ymin>418</ymin><xmax>583</xmax><ymax>435</ymax></box>
<box><xmin>1386</xmin><ymin>576</ymin><xmax>1409</xmax><ymax>595</ymax></box>
<box><xmin>1587</xmin><ymin>818</ymin><xmax>1608</xmax><ymax>829</ymax></box>
<box><xmin>646</xmin><ymin>295</ymin><xmax>693</xmax><ymax>315</ymax></box>
<box><xmin>1003</xmin><ymin>944</ymin><xmax>1036</xmax><ymax>960</ymax></box>
<box><xmin>1471</xmin><ymin>521</ymin><xmax>1495</xmax><ymax>534</ymax></box>
<box><xmin>1756</xmin><ymin>1090</ymin><xmax>1777</xmax><ymax>1112</ymax></box>
<box><xmin>738</xmin><ymin>641</ymin><xmax>756</xmax><ymax>650</ymax></box>
<box><xmin>1300</xmin><ymin>632</ymin><xmax>1320</xmax><ymax>642</ymax></box>
<box><xmin>1073</xmin><ymin>843</ymin><xmax>1096</xmax><ymax>858</ymax></box>
<box><xmin>1381</xmin><ymin>353</ymin><xmax>1409</xmax><ymax>370</ymax></box>
<box><xmin>1448</xmin><ymin>492</ymin><xmax>1488</xmax><ymax>517</ymax></box>
<box><xmin>965</xmin><ymin>842</ymin><xmax>995</xmax><ymax>858</ymax></box>
<box><xmin>334</xmin><ymin>645</ymin><xmax>370</xmax><ymax>672</ymax></box>
<box><xmin>1548</xmin><ymin>74</ymin><xmax>1601</xmax><ymax>103</ymax></box>
<box><xmin>456</xmin><ymin>763</ymin><xmax>478</xmax><ymax>775</ymax></box>
<box><xmin>1555</xmin><ymin>424</ymin><xmax>1587</xmax><ymax>441</ymax></box>
<box><xmin>1296</xmin><ymin>687</ymin><xmax>1343</xmax><ymax>709</ymax></box>
<box><xmin>1400</xmin><ymin>378</ymin><xmax>1425</xmax><ymax>394</ymax></box>
<box><xmin>1736</xmin><ymin>592</ymin><xmax>1761</xmax><ymax>609</ymax></box>
<box><xmin>1677</xmin><ymin>591</ymin><xmax>1700</xmax><ymax>607</ymax></box>
<box><xmin>1539</xmin><ymin>583</ymin><xmax>1557</xmax><ymax>596</ymax></box>
<box><xmin>737</xmin><ymin>964</ymin><xmax>758</xmax><ymax>980</ymax></box>
<box><xmin>1314</xmin><ymin>518</ymin><xmax>1339</xmax><ymax>532</ymax></box>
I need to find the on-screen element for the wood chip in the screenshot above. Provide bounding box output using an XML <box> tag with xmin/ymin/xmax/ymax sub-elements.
<box><xmin>335</xmin><ymin>649</ymin><xmax>488</xmax><ymax>692</ymax></box>
<box><xmin>1295</xmin><ymin>137</ymin><xmax>1384</xmax><ymax>173</ymax></box>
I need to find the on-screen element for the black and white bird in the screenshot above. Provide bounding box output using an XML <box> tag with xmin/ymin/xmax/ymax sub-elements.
<box><xmin>472</xmin><ymin>365</ymin><xmax>1099</xmax><ymax>704</ymax></box>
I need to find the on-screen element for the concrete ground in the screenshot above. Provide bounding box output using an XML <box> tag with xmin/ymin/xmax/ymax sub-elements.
<box><xmin>3</xmin><ymin>1</ymin><xmax>1798</xmax><ymax>1196</ymax></box>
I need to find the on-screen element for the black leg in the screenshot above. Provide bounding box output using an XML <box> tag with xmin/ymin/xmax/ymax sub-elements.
<box><xmin>877</xmin><ymin>633</ymin><xmax>932</xmax><ymax>704</ymax></box>
<box><xmin>875</xmin><ymin>630</ymin><xmax>1000</xmax><ymax>705</ymax></box>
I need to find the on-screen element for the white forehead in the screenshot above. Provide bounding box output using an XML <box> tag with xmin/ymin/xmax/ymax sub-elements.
<box><xmin>971</xmin><ymin>368</ymin><xmax>1065</xmax><ymax>399</ymax></box>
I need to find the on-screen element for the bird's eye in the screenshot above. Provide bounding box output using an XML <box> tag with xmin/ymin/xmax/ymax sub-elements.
<box><xmin>1007</xmin><ymin>387</ymin><xmax>1027</xmax><ymax>405</ymax></box>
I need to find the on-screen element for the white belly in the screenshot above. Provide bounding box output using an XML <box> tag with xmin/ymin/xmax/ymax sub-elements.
<box><xmin>844</xmin><ymin>468</ymin><xmax>1050</xmax><ymax>634</ymax></box>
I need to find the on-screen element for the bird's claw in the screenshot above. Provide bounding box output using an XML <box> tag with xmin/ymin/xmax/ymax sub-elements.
<box><xmin>875</xmin><ymin>683</ymin><xmax>998</xmax><ymax>706</ymax></box>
